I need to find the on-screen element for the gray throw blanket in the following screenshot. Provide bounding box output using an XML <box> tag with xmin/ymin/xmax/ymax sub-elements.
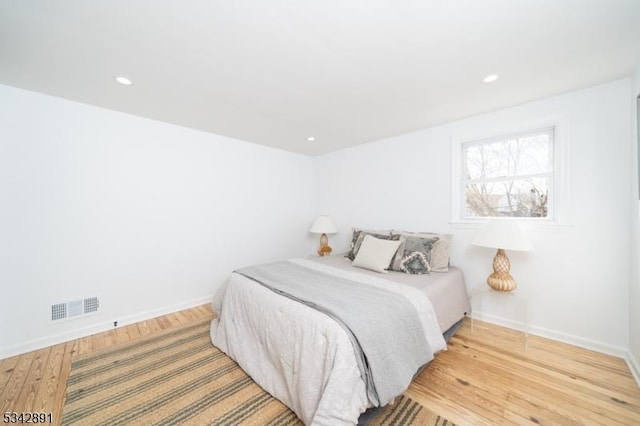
<box><xmin>235</xmin><ymin>260</ymin><xmax>432</xmax><ymax>406</ymax></box>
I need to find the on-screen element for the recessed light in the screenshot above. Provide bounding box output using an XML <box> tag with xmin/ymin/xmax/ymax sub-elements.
<box><xmin>482</xmin><ymin>74</ymin><xmax>499</xmax><ymax>83</ymax></box>
<box><xmin>307</xmin><ymin>136</ymin><xmax>316</xmax><ymax>142</ymax></box>
<box><xmin>115</xmin><ymin>76</ymin><xmax>132</xmax><ymax>86</ymax></box>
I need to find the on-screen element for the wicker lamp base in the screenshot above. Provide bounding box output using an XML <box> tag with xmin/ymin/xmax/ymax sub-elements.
<box><xmin>317</xmin><ymin>233</ymin><xmax>333</xmax><ymax>256</ymax></box>
<box><xmin>487</xmin><ymin>249</ymin><xmax>517</xmax><ymax>292</ymax></box>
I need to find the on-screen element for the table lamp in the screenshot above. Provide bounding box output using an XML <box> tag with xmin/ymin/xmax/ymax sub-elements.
<box><xmin>472</xmin><ymin>219</ymin><xmax>534</xmax><ymax>292</ymax></box>
<box><xmin>310</xmin><ymin>215</ymin><xmax>338</xmax><ymax>256</ymax></box>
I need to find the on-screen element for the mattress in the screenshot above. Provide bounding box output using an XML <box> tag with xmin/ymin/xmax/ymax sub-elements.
<box><xmin>308</xmin><ymin>255</ymin><xmax>470</xmax><ymax>333</ymax></box>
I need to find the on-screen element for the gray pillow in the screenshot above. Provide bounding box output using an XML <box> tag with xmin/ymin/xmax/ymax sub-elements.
<box><xmin>391</xmin><ymin>231</ymin><xmax>451</xmax><ymax>272</ymax></box>
<box><xmin>344</xmin><ymin>228</ymin><xmax>394</xmax><ymax>261</ymax></box>
<box><xmin>397</xmin><ymin>235</ymin><xmax>440</xmax><ymax>275</ymax></box>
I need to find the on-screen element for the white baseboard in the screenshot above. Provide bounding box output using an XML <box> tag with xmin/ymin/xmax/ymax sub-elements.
<box><xmin>0</xmin><ymin>295</ymin><xmax>213</xmax><ymax>360</ymax></box>
<box><xmin>473</xmin><ymin>310</ymin><xmax>628</xmax><ymax>359</ymax></box>
<box><xmin>626</xmin><ymin>350</ymin><xmax>640</xmax><ymax>387</ymax></box>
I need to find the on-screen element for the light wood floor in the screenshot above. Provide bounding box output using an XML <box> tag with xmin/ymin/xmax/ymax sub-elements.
<box><xmin>1</xmin><ymin>305</ymin><xmax>639</xmax><ymax>425</ymax></box>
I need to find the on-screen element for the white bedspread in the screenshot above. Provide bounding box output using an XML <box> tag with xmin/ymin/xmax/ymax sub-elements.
<box><xmin>210</xmin><ymin>258</ymin><xmax>446</xmax><ymax>425</ymax></box>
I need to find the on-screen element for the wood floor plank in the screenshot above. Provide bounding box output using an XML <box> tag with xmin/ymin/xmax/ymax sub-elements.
<box><xmin>1</xmin><ymin>306</ymin><xmax>639</xmax><ymax>425</ymax></box>
<box><xmin>114</xmin><ymin>323</ymin><xmax>141</xmax><ymax>343</ymax></box>
<box><xmin>156</xmin><ymin>315</ymin><xmax>173</xmax><ymax>330</ymax></box>
<box><xmin>0</xmin><ymin>350</ymin><xmax>37</xmax><ymax>413</ymax></box>
<box><xmin>429</xmin><ymin>361</ymin><xmax>510</xmax><ymax>408</ymax></box>
<box><xmin>197</xmin><ymin>304</ymin><xmax>214</xmax><ymax>318</ymax></box>
<box><xmin>51</xmin><ymin>340</ymin><xmax>76</xmax><ymax>426</ymax></box>
<box><xmin>406</xmin><ymin>379</ymin><xmax>502</xmax><ymax>426</ymax></box>
<box><xmin>90</xmin><ymin>329</ymin><xmax>115</xmax><ymax>352</ymax></box>
<box><xmin>469</xmin><ymin>322</ymin><xmax>633</xmax><ymax>385</ymax></box>
<box><xmin>449</xmin><ymin>333</ymin><xmax>640</xmax><ymax>413</ymax></box>
<box><xmin>502</xmin><ymin>393</ymin><xmax>584</xmax><ymax>426</ymax></box>
<box><xmin>506</xmin><ymin>384</ymin><xmax>628</xmax><ymax>425</ymax></box>
<box><xmin>0</xmin><ymin>355</ymin><xmax>21</xmax><ymax>394</ymax></box>
<box><xmin>418</xmin><ymin>366</ymin><xmax>509</xmax><ymax>421</ymax></box>
<box><xmin>136</xmin><ymin>318</ymin><xmax>161</xmax><ymax>336</ymax></box>
<box><xmin>1</xmin><ymin>347</ymin><xmax>51</xmax><ymax>414</ymax></box>
<box><xmin>413</xmin><ymin>319</ymin><xmax>640</xmax><ymax>424</ymax></box>
<box><xmin>16</xmin><ymin>347</ymin><xmax>52</xmax><ymax>412</ymax></box>
<box><xmin>171</xmin><ymin>309</ymin><xmax>190</xmax><ymax>324</ymax></box>
<box><xmin>76</xmin><ymin>335</ymin><xmax>93</xmax><ymax>356</ymax></box>
<box><xmin>31</xmin><ymin>342</ymin><xmax>66</xmax><ymax>414</ymax></box>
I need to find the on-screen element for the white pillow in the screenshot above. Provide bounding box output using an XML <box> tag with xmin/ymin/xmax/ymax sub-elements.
<box><xmin>352</xmin><ymin>235</ymin><xmax>402</xmax><ymax>273</ymax></box>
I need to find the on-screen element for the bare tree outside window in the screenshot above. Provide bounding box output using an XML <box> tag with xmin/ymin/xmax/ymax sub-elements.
<box><xmin>462</xmin><ymin>129</ymin><xmax>553</xmax><ymax>218</ymax></box>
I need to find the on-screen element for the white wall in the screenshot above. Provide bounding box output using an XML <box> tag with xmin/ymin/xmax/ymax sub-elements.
<box><xmin>315</xmin><ymin>79</ymin><xmax>632</xmax><ymax>356</ymax></box>
<box><xmin>629</xmin><ymin>66</ymin><xmax>640</xmax><ymax>382</ymax></box>
<box><xmin>0</xmin><ymin>85</ymin><xmax>315</xmax><ymax>358</ymax></box>
<box><xmin>1</xmin><ymin>78</ymin><xmax>635</xmax><ymax>361</ymax></box>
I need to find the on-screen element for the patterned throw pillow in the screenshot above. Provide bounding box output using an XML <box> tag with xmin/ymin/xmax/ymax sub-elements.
<box><xmin>345</xmin><ymin>230</ymin><xmax>364</xmax><ymax>261</ymax></box>
<box><xmin>399</xmin><ymin>236</ymin><xmax>440</xmax><ymax>275</ymax></box>
<box><xmin>391</xmin><ymin>231</ymin><xmax>451</xmax><ymax>272</ymax></box>
<box><xmin>344</xmin><ymin>229</ymin><xmax>395</xmax><ymax>261</ymax></box>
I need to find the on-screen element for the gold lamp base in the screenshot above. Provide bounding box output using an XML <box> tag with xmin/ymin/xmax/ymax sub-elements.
<box><xmin>487</xmin><ymin>249</ymin><xmax>516</xmax><ymax>292</ymax></box>
<box><xmin>317</xmin><ymin>233</ymin><xmax>333</xmax><ymax>256</ymax></box>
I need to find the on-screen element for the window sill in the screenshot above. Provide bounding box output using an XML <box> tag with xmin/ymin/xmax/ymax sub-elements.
<box><xmin>449</xmin><ymin>219</ymin><xmax>574</xmax><ymax>232</ymax></box>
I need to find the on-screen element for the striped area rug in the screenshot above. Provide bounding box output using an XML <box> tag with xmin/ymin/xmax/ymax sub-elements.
<box><xmin>62</xmin><ymin>320</ymin><xmax>454</xmax><ymax>425</ymax></box>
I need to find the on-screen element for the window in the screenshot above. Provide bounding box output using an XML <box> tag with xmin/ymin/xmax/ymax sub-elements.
<box><xmin>461</xmin><ymin>128</ymin><xmax>554</xmax><ymax>219</ymax></box>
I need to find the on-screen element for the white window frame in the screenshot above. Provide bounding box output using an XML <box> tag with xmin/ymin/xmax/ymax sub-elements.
<box><xmin>450</xmin><ymin>120</ymin><xmax>571</xmax><ymax>229</ymax></box>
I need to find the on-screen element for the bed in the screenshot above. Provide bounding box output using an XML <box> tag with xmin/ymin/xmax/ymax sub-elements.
<box><xmin>210</xmin><ymin>232</ymin><xmax>470</xmax><ymax>425</ymax></box>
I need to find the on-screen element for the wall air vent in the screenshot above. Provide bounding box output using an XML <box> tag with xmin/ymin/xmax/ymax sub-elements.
<box><xmin>51</xmin><ymin>303</ymin><xmax>67</xmax><ymax>321</ymax></box>
<box><xmin>84</xmin><ymin>296</ymin><xmax>99</xmax><ymax>313</ymax></box>
<box><xmin>51</xmin><ymin>297</ymin><xmax>100</xmax><ymax>322</ymax></box>
<box><xmin>68</xmin><ymin>299</ymin><xmax>83</xmax><ymax>318</ymax></box>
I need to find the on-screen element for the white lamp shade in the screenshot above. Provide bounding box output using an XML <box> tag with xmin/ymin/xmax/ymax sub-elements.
<box><xmin>472</xmin><ymin>219</ymin><xmax>534</xmax><ymax>252</ymax></box>
<box><xmin>309</xmin><ymin>215</ymin><xmax>338</xmax><ymax>234</ymax></box>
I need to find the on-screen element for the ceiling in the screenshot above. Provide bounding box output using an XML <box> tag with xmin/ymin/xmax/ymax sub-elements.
<box><xmin>1</xmin><ymin>1</ymin><xmax>639</xmax><ymax>156</ymax></box>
